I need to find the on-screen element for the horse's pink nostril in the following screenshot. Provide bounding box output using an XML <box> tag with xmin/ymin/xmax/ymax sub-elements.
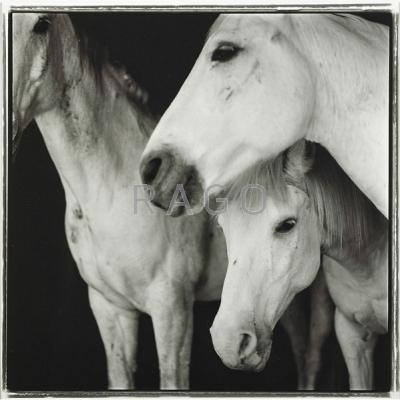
<box><xmin>238</xmin><ymin>331</ymin><xmax>257</xmax><ymax>361</ymax></box>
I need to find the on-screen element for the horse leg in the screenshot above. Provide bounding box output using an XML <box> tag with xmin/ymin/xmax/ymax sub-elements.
<box><xmin>280</xmin><ymin>293</ymin><xmax>308</xmax><ymax>390</ymax></box>
<box><xmin>88</xmin><ymin>287</ymin><xmax>139</xmax><ymax>390</ymax></box>
<box><xmin>304</xmin><ymin>268</ymin><xmax>334</xmax><ymax>390</ymax></box>
<box><xmin>148</xmin><ymin>282</ymin><xmax>193</xmax><ymax>390</ymax></box>
<box><xmin>334</xmin><ymin>308</ymin><xmax>377</xmax><ymax>390</ymax></box>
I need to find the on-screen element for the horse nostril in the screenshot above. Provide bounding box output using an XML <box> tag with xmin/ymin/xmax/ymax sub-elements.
<box><xmin>141</xmin><ymin>157</ymin><xmax>162</xmax><ymax>185</ymax></box>
<box><xmin>238</xmin><ymin>331</ymin><xmax>257</xmax><ymax>361</ymax></box>
<box><xmin>239</xmin><ymin>333</ymin><xmax>250</xmax><ymax>354</ymax></box>
<box><xmin>139</xmin><ymin>150</ymin><xmax>203</xmax><ymax>215</ymax></box>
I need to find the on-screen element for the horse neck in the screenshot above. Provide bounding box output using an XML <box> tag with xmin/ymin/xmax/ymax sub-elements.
<box><xmin>35</xmin><ymin>58</ymin><xmax>152</xmax><ymax>207</ymax></box>
<box><xmin>296</xmin><ymin>15</ymin><xmax>389</xmax><ymax>156</ymax></box>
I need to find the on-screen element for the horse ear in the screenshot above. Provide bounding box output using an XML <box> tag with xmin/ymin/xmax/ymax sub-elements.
<box><xmin>284</xmin><ymin>140</ymin><xmax>314</xmax><ymax>182</ymax></box>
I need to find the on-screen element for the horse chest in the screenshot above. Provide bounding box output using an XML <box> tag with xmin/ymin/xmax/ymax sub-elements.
<box><xmin>64</xmin><ymin>205</ymin><xmax>162</xmax><ymax>313</ymax></box>
<box><xmin>323</xmin><ymin>257</ymin><xmax>387</xmax><ymax>334</ymax></box>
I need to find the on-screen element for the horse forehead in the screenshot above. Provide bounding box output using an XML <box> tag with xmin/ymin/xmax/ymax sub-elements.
<box><xmin>212</xmin><ymin>14</ymin><xmax>276</xmax><ymax>39</ymax></box>
<box><xmin>225</xmin><ymin>197</ymin><xmax>281</xmax><ymax>229</ymax></box>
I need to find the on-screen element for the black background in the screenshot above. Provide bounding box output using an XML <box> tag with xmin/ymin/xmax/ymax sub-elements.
<box><xmin>7</xmin><ymin>12</ymin><xmax>391</xmax><ymax>392</ymax></box>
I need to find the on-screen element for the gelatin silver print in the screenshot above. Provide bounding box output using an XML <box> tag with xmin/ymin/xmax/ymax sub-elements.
<box><xmin>3</xmin><ymin>4</ymin><xmax>397</xmax><ymax>396</ymax></box>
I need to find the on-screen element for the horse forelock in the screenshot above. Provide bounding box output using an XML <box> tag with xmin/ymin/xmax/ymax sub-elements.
<box><xmin>225</xmin><ymin>152</ymin><xmax>289</xmax><ymax>207</ymax></box>
<box><xmin>225</xmin><ymin>140</ymin><xmax>311</xmax><ymax>206</ymax></box>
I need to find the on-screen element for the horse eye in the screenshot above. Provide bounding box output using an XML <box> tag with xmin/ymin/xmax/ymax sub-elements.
<box><xmin>211</xmin><ymin>44</ymin><xmax>241</xmax><ymax>62</ymax></box>
<box><xmin>275</xmin><ymin>218</ymin><xmax>297</xmax><ymax>234</ymax></box>
<box><xmin>33</xmin><ymin>16</ymin><xmax>51</xmax><ymax>34</ymax></box>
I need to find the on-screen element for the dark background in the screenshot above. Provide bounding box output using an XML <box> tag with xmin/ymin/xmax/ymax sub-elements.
<box><xmin>7</xmin><ymin>12</ymin><xmax>391</xmax><ymax>392</ymax></box>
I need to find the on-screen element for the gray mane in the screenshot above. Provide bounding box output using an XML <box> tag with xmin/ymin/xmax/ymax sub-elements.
<box><xmin>69</xmin><ymin>15</ymin><xmax>109</xmax><ymax>78</ymax></box>
<box><xmin>69</xmin><ymin>15</ymin><xmax>150</xmax><ymax>110</ymax></box>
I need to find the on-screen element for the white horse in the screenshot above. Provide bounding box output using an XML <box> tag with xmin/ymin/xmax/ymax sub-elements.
<box><xmin>140</xmin><ymin>14</ymin><xmax>389</xmax><ymax>219</ymax></box>
<box><xmin>12</xmin><ymin>13</ymin><xmax>330</xmax><ymax>390</ymax></box>
<box><xmin>210</xmin><ymin>140</ymin><xmax>387</xmax><ymax>390</ymax></box>
<box><xmin>12</xmin><ymin>12</ymin><xmax>228</xmax><ymax>390</ymax></box>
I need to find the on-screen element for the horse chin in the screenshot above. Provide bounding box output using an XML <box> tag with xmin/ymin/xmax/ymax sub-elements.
<box><xmin>220</xmin><ymin>342</ymin><xmax>272</xmax><ymax>373</ymax></box>
<box><xmin>252</xmin><ymin>357</ymin><xmax>269</xmax><ymax>373</ymax></box>
<box><xmin>245</xmin><ymin>343</ymin><xmax>272</xmax><ymax>372</ymax></box>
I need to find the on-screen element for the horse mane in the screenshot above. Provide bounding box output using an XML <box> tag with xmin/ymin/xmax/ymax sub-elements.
<box><xmin>329</xmin><ymin>13</ymin><xmax>389</xmax><ymax>35</ymax></box>
<box><xmin>303</xmin><ymin>143</ymin><xmax>385</xmax><ymax>253</ymax></box>
<box><xmin>69</xmin><ymin>15</ymin><xmax>108</xmax><ymax>79</ymax></box>
<box><xmin>287</xmin><ymin>13</ymin><xmax>388</xmax><ymax>66</ymax></box>
<box><xmin>68</xmin><ymin>14</ymin><xmax>150</xmax><ymax>110</ymax></box>
<box><xmin>226</xmin><ymin>140</ymin><xmax>386</xmax><ymax>254</ymax></box>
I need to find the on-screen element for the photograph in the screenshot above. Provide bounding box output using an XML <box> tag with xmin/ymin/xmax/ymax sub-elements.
<box><xmin>4</xmin><ymin>6</ymin><xmax>394</xmax><ymax>395</ymax></box>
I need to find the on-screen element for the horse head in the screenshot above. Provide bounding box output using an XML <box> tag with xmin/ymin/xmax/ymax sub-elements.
<box><xmin>12</xmin><ymin>13</ymin><xmax>79</xmax><ymax>155</ymax></box>
<box><xmin>140</xmin><ymin>14</ymin><xmax>315</xmax><ymax>215</ymax></box>
<box><xmin>210</xmin><ymin>140</ymin><xmax>321</xmax><ymax>371</ymax></box>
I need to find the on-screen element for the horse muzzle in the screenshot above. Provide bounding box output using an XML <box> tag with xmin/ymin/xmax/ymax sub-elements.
<box><xmin>140</xmin><ymin>148</ymin><xmax>204</xmax><ymax>217</ymax></box>
<box><xmin>210</xmin><ymin>323</ymin><xmax>272</xmax><ymax>372</ymax></box>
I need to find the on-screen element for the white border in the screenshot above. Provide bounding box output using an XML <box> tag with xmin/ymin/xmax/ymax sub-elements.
<box><xmin>1</xmin><ymin>2</ymin><xmax>398</xmax><ymax>399</ymax></box>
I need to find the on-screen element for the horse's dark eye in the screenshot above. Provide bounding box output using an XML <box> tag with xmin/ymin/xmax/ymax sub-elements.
<box><xmin>211</xmin><ymin>44</ymin><xmax>241</xmax><ymax>62</ymax></box>
<box><xmin>275</xmin><ymin>218</ymin><xmax>297</xmax><ymax>234</ymax></box>
<box><xmin>33</xmin><ymin>17</ymin><xmax>51</xmax><ymax>34</ymax></box>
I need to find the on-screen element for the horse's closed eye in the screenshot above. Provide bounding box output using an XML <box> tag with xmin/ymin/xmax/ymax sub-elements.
<box><xmin>211</xmin><ymin>43</ymin><xmax>241</xmax><ymax>63</ymax></box>
<box><xmin>33</xmin><ymin>17</ymin><xmax>51</xmax><ymax>34</ymax></box>
<box><xmin>275</xmin><ymin>218</ymin><xmax>297</xmax><ymax>234</ymax></box>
